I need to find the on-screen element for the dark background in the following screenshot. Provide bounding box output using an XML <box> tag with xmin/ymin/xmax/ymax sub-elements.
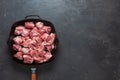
<box><xmin>0</xmin><ymin>0</ymin><xmax>120</xmax><ymax>80</ymax></box>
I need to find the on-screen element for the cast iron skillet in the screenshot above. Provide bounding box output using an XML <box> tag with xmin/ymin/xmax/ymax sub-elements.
<box><xmin>7</xmin><ymin>15</ymin><xmax>59</xmax><ymax>80</ymax></box>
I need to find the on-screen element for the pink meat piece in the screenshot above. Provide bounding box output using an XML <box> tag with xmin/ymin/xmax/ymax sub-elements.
<box><xmin>32</xmin><ymin>37</ymin><xmax>42</xmax><ymax>43</ymax></box>
<box><xmin>13</xmin><ymin>36</ymin><xmax>23</xmax><ymax>44</ymax></box>
<box><xmin>22</xmin><ymin>36</ymin><xmax>29</xmax><ymax>42</ymax></box>
<box><xmin>34</xmin><ymin>44</ymin><xmax>45</xmax><ymax>52</ymax></box>
<box><xmin>21</xmin><ymin>47</ymin><xmax>29</xmax><ymax>54</ymax></box>
<box><xmin>37</xmin><ymin>51</ymin><xmax>46</xmax><ymax>56</ymax></box>
<box><xmin>46</xmin><ymin>44</ymin><xmax>55</xmax><ymax>51</ymax></box>
<box><xmin>22</xmin><ymin>43</ymin><xmax>29</xmax><ymax>48</ymax></box>
<box><xmin>46</xmin><ymin>33</ymin><xmax>55</xmax><ymax>45</ymax></box>
<box><xmin>41</xmin><ymin>33</ymin><xmax>49</xmax><ymax>40</ymax></box>
<box><xmin>23</xmin><ymin>55</ymin><xmax>34</xmax><ymax>64</ymax></box>
<box><xmin>25</xmin><ymin>22</ymin><xmax>34</xmax><ymax>28</ymax></box>
<box><xmin>21</xmin><ymin>29</ymin><xmax>30</xmax><ymax>36</ymax></box>
<box><xmin>43</xmin><ymin>52</ymin><xmax>52</xmax><ymax>62</ymax></box>
<box><xmin>29</xmin><ymin>50</ymin><xmax>37</xmax><ymax>57</ymax></box>
<box><xmin>36</xmin><ymin>22</ymin><xmax>44</xmax><ymax>28</ymax></box>
<box><xmin>38</xmin><ymin>28</ymin><xmax>46</xmax><ymax>35</ymax></box>
<box><xmin>22</xmin><ymin>41</ymin><xmax>30</xmax><ymax>47</ymax></box>
<box><xmin>37</xmin><ymin>26</ymin><xmax>51</xmax><ymax>34</ymax></box>
<box><xmin>14</xmin><ymin>52</ymin><xmax>23</xmax><ymax>60</ymax></box>
<box><xmin>34</xmin><ymin>57</ymin><xmax>44</xmax><ymax>63</ymax></box>
<box><xmin>27</xmin><ymin>39</ymin><xmax>36</xmax><ymax>45</ymax></box>
<box><xmin>47</xmin><ymin>33</ymin><xmax>55</xmax><ymax>41</ymax></box>
<box><xmin>13</xmin><ymin>44</ymin><xmax>22</xmax><ymax>51</ymax></box>
<box><xmin>29</xmin><ymin>49</ymin><xmax>45</xmax><ymax>63</ymax></box>
<box><xmin>30</xmin><ymin>27</ymin><xmax>40</xmax><ymax>37</ymax></box>
<box><xmin>41</xmin><ymin>33</ymin><xmax>55</xmax><ymax>46</ymax></box>
<box><xmin>42</xmin><ymin>26</ymin><xmax>51</xmax><ymax>33</ymax></box>
<box><xmin>14</xmin><ymin>26</ymin><xmax>25</xmax><ymax>35</ymax></box>
<box><xmin>22</xmin><ymin>38</ymin><xmax>36</xmax><ymax>47</ymax></box>
<box><xmin>30</xmin><ymin>50</ymin><xmax>46</xmax><ymax>63</ymax></box>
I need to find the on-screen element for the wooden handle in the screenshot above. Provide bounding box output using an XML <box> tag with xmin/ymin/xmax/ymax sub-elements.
<box><xmin>31</xmin><ymin>73</ymin><xmax>36</xmax><ymax>80</ymax></box>
<box><xmin>31</xmin><ymin>68</ymin><xmax>37</xmax><ymax>80</ymax></box>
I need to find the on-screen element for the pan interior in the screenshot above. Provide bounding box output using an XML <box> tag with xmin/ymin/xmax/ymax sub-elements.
<box><xmin>7</xmin><ymin>19</ymin><xmax>59</xmax><ymax>65</ymax></box>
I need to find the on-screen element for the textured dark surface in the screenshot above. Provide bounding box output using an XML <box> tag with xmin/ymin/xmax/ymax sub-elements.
<box><xmin>0</xmin><ymin>0</ymin><xmax>120</xmax><ymax>80</ymax></box>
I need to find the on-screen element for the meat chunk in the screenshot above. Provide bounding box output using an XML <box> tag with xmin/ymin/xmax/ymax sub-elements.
<box><xmin>29</xmin><ymin>50</ymin><xmax>37</xmax><ymax>57</ymax></box>
<box><xmin>21</xmin><ymin>47</ymin><xmax>29</xmax><ymax>54</ymax></box>
<box><xmin>42</xmin><ymin>26</ymin><xmax>51</xmax><ymax>33</ymax></box>
<box><xmin>32</xmin><ymin>37</ymin><xmax>42</xmax><ymax>43</ymax></box>
<box><xmin>14</xmin><ymin>26</ymin><xmax>30</xmax><ymax>36</ymax></box>
<box><xmin>22</xmin><ymin>41</ymin><xmax>30</xmax><ymax>47</ymax></box>
<box><xmin>37</xmin><ymin>26</ymin><xmax>51</xmax><ymax>34</ymax></box>
<box><xmin>23</xmin><ymin>55</ymin><xmax>34</xmax><ymax>64</ymax></box>
<box><xmin>25</xmin><ymin>22</ymin><xmax>34</xmax><ymax>28</ymax></box>
<box><xmin>42</xmin><ymin>33</ymin><xmax>55</xmax><ymax>45</ymax></box>
<box><xmin>47</xmin><ymin>33</ymin><xmax>55</xmax><ymax>41</ymax></box>
<box><xmin>46</xmin><ymin>44</ymin><xmax>55</xmax><ymax>51</ymax></box>
<box><xmin>14</xmin><ymin>52</ymin><xmax>23</xmax><ymax>60</ymax></box>
<box><xmin>46</xmin><ymin>33</ymin><xmax>55</xmax><ymax>45</ymax></box>
<box><xmin>41</xmin><ymin>33</ymin><xmax>49</xmax><ymax>40</ymax></box>
<box><xmin>22</xmin><ymin>36</ymin><xmax>29</xmax><ymax>42</ymax></box>
<box><xmin>34</xmin><ymin>57</ymin><xmax>44</xmax><ymax>63</ymax></box>
<box><xmin>13</xmin><ymin>36</ymin><xmax>23</xmax><ymax>44</ymax></box>
<box><xmin>14</xmin><ymin>26</ymin><xmax>25</xmax><ymax>35</ymax></box>
<box><xmin>21</xmin><ymin>29</ymin><xmax>30</xmax><ymax>36</ymax></box>
<box><xmin>13</xmin><ymin>44</ymin><xmax>22</xmax><ymax>51</ymax></box>
<box><xmin>38</xmin><ymin>28</ymin><xmax>45</xmax><ymax>35</ymax></box>
<box><xmin>36</xmin><ymin>22</ymin><xmax>44</xmax><ymax>28</ymax></box>
<box><xmin>30</xmin><ymin>28</ymin><xmax>40</xmax><ymax>37</ymax></box>
<box><xmin>35</xmin><ymin>45</ymin><xmax>45</xmax><ymax>52</ymax></box>
<box><xmin>26</xmin><ymin>39</ymin><xmax>36</xmax><ymax>45</ymax></box>
<box><xmin>44</xmin><ymin>52</ymin><xmax>52</xmax><ymax>62</ymax></box>
<box><xmin>37</xmin><ymin>51</ymin><xmax>46</xmax><ymax>56</ymax></box>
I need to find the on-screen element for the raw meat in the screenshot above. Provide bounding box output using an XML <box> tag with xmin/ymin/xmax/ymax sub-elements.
<box><xmin>30</xmin><ymin>27</ymin><xmax>40</xmax><ymax>37</ymax></box>
<box><xmin>46</xmin><ymin>44</ymin><xmax>55</xmax><ymax>51</ymax></box>
<box><xmin>14</xmin><ymin>26</ymin><xmax>25</xmax><ymax>35</ymax></box>
<box><xmin>34</xmin><ymin>57</ymin><xmax>44</xmax><ymax>63</ymax></box>
<box><xmin>25</xmin><ymin>22</ymin><xmax>34</xmax><ymax>28</ymax></box>
<box><xmin>13</xmin><ymin>44</ymin><xmax>22</xmax><ymax>51</ymax></box>
<box><xmin>21</xmin><ymin>47</ymin><xmax>29</xmax><ymax>54</ymax></box>
<box><xmin>44</xmin><ymin>52</ymin><xmax>52</xmax><ymax>62</ymax></box>
<box><xmin>42</xmin><ymin>26</ymin><xmax>51</xmax><ymax>33</ymax></box>
<box><xmin>36</xmin><ymin>22</ymin><xmax>44</xmax><ymax>28</ymax></box>
<box><xmin>23</xmin><ymin>55</ymin><xmax>34</xmax><ymax>64</ymax></box>
<box><xmin>12</xmin><ymin>21</ymin><xmax>56</xmax><ymax>64</ymax></box>
<box><xmin>13</xmin><ymin>36</ymin><xmax>23</xmax><ymax>44</ymax></box>
<box><xmin>21</xmin><ymin>29</ymin><xmax>30</xmax><ymax>36</ymax></box>
<box><xmin>14</xmin><ymin>52</ymin><xmax>23</xmax><ymax>60</ymax></box>
<box><xmin>41</xmin><ymin>33</ymin><xmax>49</xmax><ymax>40</ymax></box>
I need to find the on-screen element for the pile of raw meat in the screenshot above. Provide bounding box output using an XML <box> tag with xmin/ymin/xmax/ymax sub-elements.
<box><xmin>13</xmin><ymin>22</ymin><xmax>55</xmax><ymax>64</ymax></box>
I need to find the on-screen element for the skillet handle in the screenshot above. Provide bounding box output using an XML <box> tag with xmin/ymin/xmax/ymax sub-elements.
<box><xmin>31</xmin><ymin>68</ymin><xmax>37</xmax><ymax>80</ymax></box>
<box><xmin>25</xmin><ymin>15</ymin><xmax>41</xmax><ymax>19</ymax></box>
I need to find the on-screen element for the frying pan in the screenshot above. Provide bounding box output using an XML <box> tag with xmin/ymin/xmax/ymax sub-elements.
<box><xmin>7</xmin><ymin>15</ymin><xmax>59</xmax><ymax>80</ymax></box>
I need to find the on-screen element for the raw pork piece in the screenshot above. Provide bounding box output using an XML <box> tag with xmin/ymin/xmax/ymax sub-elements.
<box><xmin>43</xmin><ymin>52</ymin><xmax>52</xmax><ymax>62</ymax></box>
<box><xmin>25</xmin><ymin>22</ymin><xmax>34</xmax><ymax>28</ymax></box>
<box><xmin>23</xmin><ymin>55</ymin><xmax>34</xmax><ymax>64</ymax></box>
<box><xmin>36</xmin><ymin>22</ymin><xmax>44</xmax><ymax>28</ymax></box>
<box><xmin>14</xmin><ymin>26</ymin><xmax>25</xmax><ymax>35</ymax></box>
<box><xmin>14</xmin><ymin>52</ymin><xmax>23</xmax><ymax>60</ymax></box>
<box><xmin>13</xmin><ymin>44</ymin><xmax>22</xmax><ymax>51</ymax></box>
<box><xmin>13</xmin><ymin>36</ymin><xmax>23</xmax><ymax>44</ymax></box>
